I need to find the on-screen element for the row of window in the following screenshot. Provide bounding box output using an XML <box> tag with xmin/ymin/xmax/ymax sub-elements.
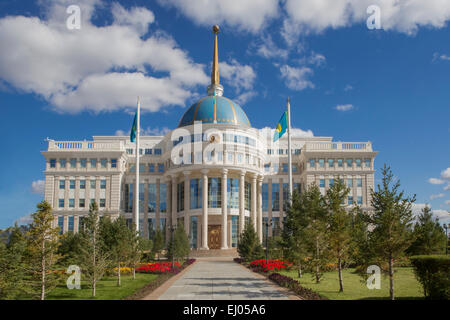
<box><xmin>309</xmin><ymin>158</ymin><xmax>371</xmax><ymax>169</ymax></box>
<box><xmin>126</xmin><ymin>148</ymin><xmax>162</xmax><ymax>155</ymax></box>
<box><xmin>129</xmin><ymin>163</ymin><xmax>165</xmax><ymax>173</ymax></box>
<box><xmin>124</xmin><ymin>183</ymin><xmax>167</xmax><ymax>213</ymax></box>
<box><xmin>172</xmin><ymin>133</ymin><xmax>257</xmax><ymax>147</ymax></box>
<box><xmin>50</xmin><ymin>158</ymin><xmax>118</xmax><ymax>169</ymax></box>
<box><xmin>267</xmin><ymin>149</ymin><xmax>301</xmax><ymax>155</ymax></box>
<box><xmin>264</xmin><ymin>163</ymin><xmax>299</xmax><ymax>173</ymax></box>
<box><xmin>58</xmin><ymin>198</ymin><xmax>105</xmax><ymax>209</ymax></box>
<box><xmin>59</xmin><ymin>179</ymin><xmax>107</xmax><ymax>190</ymax></box>
<box><xmin>174</xmin><ymin>151</ymin><xmax>260</xmax><ymax>167</ymax></box>
<box><xmin>318</xmin><ymin>178</ymin><xmax>363</xmax><ymax>188</ymax></box>
<box><xmin>262</xmin><ymin>183</ymin><xmax>301</xmax><ymax>212</ymax></box>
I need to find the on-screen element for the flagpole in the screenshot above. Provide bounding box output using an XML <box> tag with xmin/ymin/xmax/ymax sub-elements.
<box><xmin>287</xmin><ymin>97</ymin><xmax>293</xmax><ymax>200</ymax></box>
<box><xmin>135</xmin><ymin>97</ymin><xmax>140</xmax><ymax>234</ymax></box>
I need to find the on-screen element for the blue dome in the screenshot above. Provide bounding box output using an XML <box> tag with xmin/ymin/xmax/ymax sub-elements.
<box><xmin>178</xmin><ymin>96</ymin><xmax>251</xmax><ymax>128</ymax></box>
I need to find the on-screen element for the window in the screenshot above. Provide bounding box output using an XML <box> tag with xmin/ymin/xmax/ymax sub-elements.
<box><xmin>100</xmin><ymin>199</ymin><xmax>106</xmax><ymax>208</ymax></box>
<box><xmin>365</xmin><ymin>159</ymin><xmax>371</xmax><ymax>168</ymax></box>
<box><xmin>80</xmin><ymin>180</ymin><xmax>86</xmax><ymax>189</ymax></box>
<box><xmin>50</xmin><ymin>159</ymin><xmax>56</xmax><ymax>168</ymax></box>
<box><xmin>100</xmin><ymin>159</ymin><xmax>107</xmax><ymax>168</ymax></box>
<box><xmin>347</xmin><ymin>179</ymin><xmax>353</xmax><ymax>187</ymax></box>
<box><xmin>329</xmin><ymin>179</ymin><xmax>334</xmax><ymax>187</ymax></box>
<box><xmin>69</xmin><ymin>199</ymin><xmax>75</xmax><ymax>208</ymax></box>
<box><xmin>158</xmin><ymin>164</ymin><xmax>164</xmax><ymax>173</ymax></box>
<box><xmin>294</xmin><ymin>149</ymin><xmax>301</xmax><ymax>155</ymax></box>
<box><xmin>58</xmin><ymin>216</ymin><xmax>64</xmax><ymax>234</ymax></box>
<box><xmin>231</xmin><ymin>216</ymin><xmax>238</xmax><ymax>247</ymax></box>
<box><xmin>190</xmin><ymin>179</ymin><xmax>202</xmax><ymax>209</ymax></box>
<box><xmin>148</xmin><ymin>164</ymin><xmax>155</xmax><ymax>172</ymax></box>
<box><xmin>272</xmin><ymin>183</ymin><xmax>279</xmax><ymax>211</ymax></box>
<box><xmin>189</xmin><ymin>216</ymin><xmax>198</xmax><ymax>249</ymax></box>
<box><xmin>227</xmin><ymin>152</ymin><xmax>234</xmax><ymax>163</ymax></box>
<box><xmin>130</xmin><ymin>164</ymin><xmax>136</xmax><ymax>172</ymax></box>
<box><xmin>90</xmin><ymin>180</ymin><xmax>96</xmax><ymax>189</ymax></box>
<box><xmin>59</xmin><ymin>199</ymin><xmax>64</xmax><ymax>208</ymax></box>
<box><xmin>90</xmin><ymin>159</ymin><xmax>97</xmax><ymax>169</ymax></box>
<box><xmin>139</xmin><ymin>164</ymin><xmax>145</xmax><ymax>172</ymax></box>
<box><xmin>148</xmin><ymin>184</ymin><xmax>157</xmax><ymax>212</ymax></box>
<box><xmin>68</xmin><ymin>216</ymin><xmax>74</xmax><ymax>232</ymax></box>
<box><xmin>60</xmin><ymin>159</ymin><xmax>66</xmax><ymax>168</ymax></box>
<box><xmin>272</xmin><ymin>163</ymin><xmax>279</xmax><ymax>173</ymax></box>
<box><xmin>90</xmin><ymin>199</ymin><xmax>95</xmax><ymax>206</ymax></box>
<box><xmin>70</xmin><ymin>159</ymin><xmax>76</xmax><ymax>168</ymax></box>
<box><xmin>59</xmin><ymin>180</ymin><xmax>66</xmax><ymax>189</ymax></box>
<box><xmin>320</xmin><ymin>179</ymin><xmax>325</xmax><ymax>188</ymax></box>
<box><xmin>79</xmin><ymin>199</ymin><xmax>85</xmax><ymax>208</ymax></box>
<box><xmin>177</xmin><ymin>182</ymin><xmax>184</xmax><ymax>212</ymax></box>
<box><xmin>267</xmin><ymin>149</ymin><xmax>273</xmax><ymax>155</ymax></box>
<box><xmin>292</xmin><ymin>165</ymin><xmax>298</xmax><ymax>173</ymax></box>
<box><xmin>111</xmin><ymin>159</ymin><xmax>117</xmax><ymax>168</ymax></box>
<box><xmin>328</xmin><ymin>159</ymin><xmax>334</xmax><ymax>167</ymax></box>
<box><xmin>237</xmin><ymin>153</ymin><xmax>243</xmax><ymax>163</ymax></box>
<box><xmin>356</xmin><ymin>159</ymin><xmax>361</xmax><ymax>167</ymax></box>
<box><xmin>208</xmin><ymin>178</ymin><xmax>221</xmax><ymax>208</ymax></box>
<box><xmin>310</xmin><ymin>159</ymin><xmax>315</xmax><ymax>168</ymax></box>
<box><xmin>126</xmin><ymin>149</ymin><xmax>133</xmax><ymax>155</ymax></box>
<box><xmin>278</xmin><ymin>149</ymin><xmax>283</xmax><ymax>155</ymax></box>
<box><xmin>227</xmin><ymin>178</ymin><xmax>239</xmax><ymax>209</ymax></box>
<box><xmin>357</xmin><ymin>196</ymin><xmax>363</xmax><ymax>205</ymax></box>
<box><xmin>244</xmin><ymin>182</ymin><xmax>251</xmax><ymax>211</ymax></box>
<box><xmin>346</xmin><ymin>159</ymin><xmax>353</xmax><ymax>168</ymax></box>
<box><xmin>154</xmin><ymin>148</ymin><xmax>162</xmax><ymax>155</ymax></box>
<box><xmin>319</xmin><ymin>159</ymin><xmax>325</xmax><ymax>167</ymax></box>
<box><xmin>245</xmin><ymin>154</ymin><xmax>250</xmax><ymax>164</ymax></box>
<box><xmin>80</xmin><ymin>159</ymin><xmax>87</xmax><ymax>168</ymax></box>
<box><xmin>338</xmin><ymin>159</ymin><xmax>343</xmax><ymax>167</ymax></box>
<box><xmin>69</xmin><ymin>180</ymin><xmax>75</xmax><ymax>189</ymax></box>
<box><xmin>160</xmin><ymin>184</ymin><xmax>167</xmax><ymax>213</ymax></box>
<box><xmin>357</xmin><ymin>178</ymin><xmax>362</xmax><ymax>187</ymax></box>
<box><xmin>145</xmin><ymin>149</ymin><xmax>152</xmax><ymax>155</ymax></box>
<box><xmin>283</xmin><ymin>163</ymin><xmax>288</xmax><ymax>173</ymax></box>
<box><xmin>125</xmin><ymin>184</ymin><xmax>133</xmax><ymax>213</ymax></box>
<box><xmin>100</xmin><ymin>180</ymin><xmax>106</xmax><ymax>189</ymax></box>
<box><xmin>348</xmin><ymin>196</ymin><xmax>354</xmax><ymax>205</ymax></box>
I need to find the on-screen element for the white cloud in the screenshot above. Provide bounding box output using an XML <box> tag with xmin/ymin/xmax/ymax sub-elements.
<box><xmin>15</xmin><ymin>214</ymin><xmax>34</xmax><ymax>226</ymax></box>
<box><xmin>253</xmin><ymin>34</ymin><xmax>289</xmax><ymax>60</ymax></box>
<box><xmin>283</xmin><ymin>0</ymin><xmax>450</xmax><ymax>36</ymax></box>
<box><xmin>430</xmin><ymin>193</ymin><xmax>445</xmax><ymax>200</ymax></box>
<box><xmin>115</xmin><ymin>126</ymin><xmax>171</xmax><ymax>136</ymax></box>
<box><xmin>432</xmin><ymin>209</ymin><xmax>450</xmax><ymax>222</ymax></box>
<box><xmin>412</xmin><ymin>203</ymin><xmax>450</xmax><ymax>222</ymax></box>
<box><xmin>220</xmin><ymin>59</ymin><xmax>257</xmax><ymax>93</ymax></box>
<box><xmin>344</xmin><ymin>84</ymin><xmax>353</xmax><ymax>91</ymax></box>
<box><xmin>335</xmin><ymin>104</ymin><xmax>355</xmax><ymax>112</ymax></box>
<box><xmin>444</xmin><ymin>185</ymin><xmax>450</xmax><ymax>191</ymax></box>
<box><xmin>258</xmin><ymin>126</ymin><xmax>314</xmax><ymax>139</ymax></box>
<box><xmin>279</xmin><ymin>65</ymin><xmax>314</xmax><ymax>91</ymax></box>
<box><xmin>441</xmin><ymin>168</ymin><xmax>450</xmax><ymax>179</ymax></box>
<box><xmin>299</xmin><ymin>52</ymin><xmax>326</xmax><ymax>66</ymax></box>
<box><xmin>31</xmin><ymin>180</ymin><xmax>45</xmax><ymax>195</ymax></box>
<box><xmin>0</xmin><ymin>1</ymin><xmax>208</xmax><ymax>114</ymax></box>
<box><xmin>157</xmin><ymin>0</ymin><xmax>279</xmax><ymax>33</ymax></box>
<box><xmin>428</xmin><ymin>178</ymin><xmax>445</xmax><ymax>185</ymax></box>
<box><xmin>234</xmin><ymin>91</ymin><xmax>258</xmax><ymax>105</ymax></box>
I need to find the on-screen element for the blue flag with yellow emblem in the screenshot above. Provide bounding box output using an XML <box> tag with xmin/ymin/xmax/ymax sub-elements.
<box><xmin>130</xmin><ymin>112</ymin><xmax>137</xmax><ymax>143</ymax></box>
<box><xmin>273</xmin><ymin>111</ymin><xmax>287</xmax><ymax>142</ymax></box>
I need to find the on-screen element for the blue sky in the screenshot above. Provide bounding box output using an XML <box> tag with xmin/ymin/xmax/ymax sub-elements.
<box><xmin>0</xmin><ymin>0</ymin><xmax>449</xmax><ymax>228</ymax></box>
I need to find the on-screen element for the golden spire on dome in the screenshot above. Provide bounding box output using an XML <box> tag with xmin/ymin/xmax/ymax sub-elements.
<box><xmin>207</xmin><ymin>25</ymin><xmax>223</xmax><ymax>96</ymax></box>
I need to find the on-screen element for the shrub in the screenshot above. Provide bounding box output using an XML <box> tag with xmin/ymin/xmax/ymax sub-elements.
<box><xmin>410</xmin><ymin>255</ymin><xmax>450</xmax><ymax>300</ymax></box>
<box><xmin>233</xmin><ymin>257</ymin><xmax>244</xmax><ymax>264</ymax></box>
<box><xmin>268</xmin><ymin>273</ymin><xmax>327</xmax><ymax>300</ymax></box>
<box><xmin>237</xmin><ymin>223</ymin><xmax>264</xmax><ymax>262</ymax></box>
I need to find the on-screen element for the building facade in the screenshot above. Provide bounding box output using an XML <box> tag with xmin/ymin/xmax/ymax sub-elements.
<box><xmin>41</xmin><ymin>26</ymin><xmax>377</xmax><ymax>250</ymax></box>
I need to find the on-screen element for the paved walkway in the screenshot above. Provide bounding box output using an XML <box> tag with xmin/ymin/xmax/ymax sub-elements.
<box><xmin>156</xmin><ymin>258</ymin><xmax>293</xmax><ymax>300</ymax></box>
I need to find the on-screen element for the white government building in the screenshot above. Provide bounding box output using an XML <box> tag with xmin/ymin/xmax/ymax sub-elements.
<box><xmin>41</xmin><ymin>26</ymin><xmax>377</xmax><ymax>252</ymax></box>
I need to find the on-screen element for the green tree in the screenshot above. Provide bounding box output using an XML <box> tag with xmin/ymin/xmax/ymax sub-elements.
<box><xmin>367</xmin><ymin>164</ymin><xmax>416</xmax><ymax>300</ymax></box>
<box><xmin>407</xmin><ymin>205</ymin><xmax>447</xmax><ymax>255</ymax></box>
<box><xmin>57</xmin><ymin>231</ymin><xmax>83</xmax><ymax>266</ymax></box>
<box><xmin>24</xmin><ymin>201</ymin><xmax>60</xmax><ymax>300</ymax></box>
<box><xmin>78</xmin><ymin>202</ymin><xmax>110</xmax><ymax>297</ymax></box>
<box><xmin>0</xmin><ymin>225</ymin><xmax>27</xmax><ymax>299</ymax></box>
<box><xmin>325</xmin><ymin>178</ymin><xmax>352</xmax><ymax>292</ymax></box>
<box><xmin>237</xmin><ymin>222</ymin><xmax>264</xmax><ymax>262</ymax></box>
<box><xmin>167</xmin><ymin>224</ymin><xmax>190</xmax><ymax>262</ymax></box>
<box><xmin>100</xmin><ymin>216</ymin><xmax>131</xmax><ymax>286</ymax></box>
<box><xmin>152</xmin><ymin>229</ymin><xmax>165</xmax><ymax>261</ymax></box>
<box><xmin>127</xmin><ymin>226</ymin><xmax>145</xmax><ymax>279</ymax></box>
<box><xmin>349</xmin><ymin>205</ymin><xmax>372</xmax><ymax>269</ymax></box>
<box><xmin>303</xmin><ymin>184</ymin><xmax>329</xmax><ymax>283</ymax></box>
<box><xmin>282</xmin><ymin>189</ymin><xmax>309</xmax><ymax>277</ymax></box>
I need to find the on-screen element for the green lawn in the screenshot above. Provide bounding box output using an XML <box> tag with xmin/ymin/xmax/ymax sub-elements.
<box><xmin>47</xmin><ymin>273</ymin><xmax>159</xmax><ymax>300</ymax></box>
<box><xmin>278</xmin><ymin>267</ymin><xmax>424</xmax><ymax>300</ymax></box>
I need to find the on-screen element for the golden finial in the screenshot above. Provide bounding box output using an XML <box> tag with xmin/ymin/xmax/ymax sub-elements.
<box><xmin>211</xmin><ymin>25</ymin><xmax>220</xmax><ymax>86</ymax></box>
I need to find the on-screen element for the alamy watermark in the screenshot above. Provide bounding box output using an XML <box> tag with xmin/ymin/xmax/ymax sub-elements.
<box><xmin>367</xmin><ymin>5</ymin><xmax>382</xmax><ymax>30</ymax></box>
<box><xmin>366</xmin><ymin>265</ymin><xmax>381</xmax><ymax>289</ymax></box>
<box><xmin>66</xmin><ymin>5</ymin><xmax>81</xmax><ymax>30</ymax></box>
<box><xmin>66</xmin><ymin>265</ymin><xmax>81</xmax><ymax>289</ymax></box>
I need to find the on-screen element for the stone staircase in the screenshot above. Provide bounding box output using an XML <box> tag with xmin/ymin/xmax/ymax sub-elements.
<box><xmin>189</xmin><ymin>248</ymin><xmax>238</xmax><ymax>258</ymax></box>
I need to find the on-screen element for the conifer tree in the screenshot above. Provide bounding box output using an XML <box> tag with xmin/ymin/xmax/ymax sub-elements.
<box><xmin>237</xmin><ymin>222</ymin><xmax>264</xmax><ymax>262</ymax></box>
<box><xmin>24</xmin><ymin>201</ymin><xmax>60</xmax><ymax>300</ymax></box>
<box><xmin>152</xmin><ymin>229</ymin><xmax>164</xmax><ymax>261</ymax></box>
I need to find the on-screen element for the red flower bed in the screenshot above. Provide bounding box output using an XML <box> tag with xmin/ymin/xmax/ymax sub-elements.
<box><xmin>136</xmin><ymin>262</ymin><xmax>181</xmax><ymax>274</ymax></box>
<box><xmin>249</xmin><ymin>259</ymin><xmax>293</xmax><ymax>272</ymax></box>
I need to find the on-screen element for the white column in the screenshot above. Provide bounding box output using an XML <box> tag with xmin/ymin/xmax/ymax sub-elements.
<box><xmin>251</xmin><ymin>174</ymin><xmax>257</xmax><ymax>231</ymax></box>
<box><xmin>221</xmin><ymin>169</ymin><xmax>228</xmax><ymax>249</ymax></box>
<box><xmin>257</xmin><ymin>176</ymin><xmax>263</xmax><ymax>243</ymax></box>
<box><xmin>184</xmin><ymin>171</ymin><xmax>190</xmax><ymax>236</ymax></box>
<box><xmin>239</xmin><ymin>170</ymin><xmax>246</xmax><ymax>234</ymax></box>
<box><xmin>201</xmin><ymin>169</ymin><xmax>209</xmax><ymax>249</ymax></box>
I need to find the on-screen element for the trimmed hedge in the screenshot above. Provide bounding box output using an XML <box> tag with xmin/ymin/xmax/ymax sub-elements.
<box><xmin>410</xmin><ymin>255</ymin><xmax>450</xmax><ymax>300</ymax></box>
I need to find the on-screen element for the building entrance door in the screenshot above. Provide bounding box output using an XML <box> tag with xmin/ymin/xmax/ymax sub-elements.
<box><xmin>208</xmin><ymin>225</ymin><xmax>221</xmax><ymax>249</ymax></box>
